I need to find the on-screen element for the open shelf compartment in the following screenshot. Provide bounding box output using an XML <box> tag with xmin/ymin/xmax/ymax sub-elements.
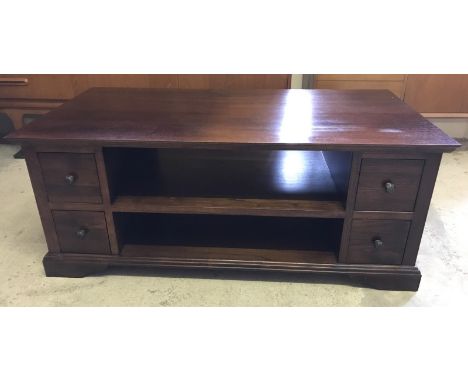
<box><xmin>104</xmin><ymin>147</ymin><xmax>352</xmax><ymax>218</ymax></box>
<box><xmin>114</xmin><ymin>213</ymin><xmax>343</xmax><ymax>265</ymax></box>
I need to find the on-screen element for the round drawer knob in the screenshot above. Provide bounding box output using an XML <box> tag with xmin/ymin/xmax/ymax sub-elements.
<box><xmin>65</xmin><ymin>173</ymin><xmax>77</xmax><ymax>185</ymax></box>
<box><xmin>76</xmin><ymin>227</ymin><xmax>88</xmax><ymax>239</ymax></box>
<box><xmin>373</xmin><ymin>238</ymin><xmax>384</xmax><ymax>249</ymax></box>
<box><xmin>384</xmin><ymin>181</ymin><xmax>395</xmax><ymax>193</ymax></box>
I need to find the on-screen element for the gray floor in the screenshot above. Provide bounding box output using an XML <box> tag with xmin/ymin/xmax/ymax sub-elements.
<box><xmin>0</xmin><ymin>144</ymin><xmax>467</xmax><ymax>306</ymax></box>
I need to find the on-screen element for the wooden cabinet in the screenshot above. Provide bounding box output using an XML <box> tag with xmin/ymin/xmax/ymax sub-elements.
<box><xmin>309</xmin><ymin>74</ymin><xmax>468</xmax><ymax>114</ymax></box>
<box><xmin>0</xmin><ymin>74</ymin><xmax>291</xmax><ymax>135</ymax></box>
<box><xmin>179</xmin><ymin>74</ymin><xmax>290</xmax><ymax>89</ymax></box>
<box><xmin>316</xmin><ymin>75</ymin><xmax>406</xmax><ymax>81</ymax></box>
<box><xmin>0</xmin><ymin>75</ymin><xmax>290</xmax><ymax>101</ymax></box>
<box><xmin>313</xmin><ymin>74</ymin><xmax>407</xmax><ymax>99</ymax></box>
<box><xmin>0</xmin><ymin>75</ymin><xmax>75</xmax><ymax>100</ymax></box>
<box><xmin>69</xmin><ymin>75</ymin><xmax>179</xmax><ymax>94</ymax></box>
<box><xmin>404</xmin><ymin>75</ymin><xmax>468</xmax><ymax>113</ymax></box>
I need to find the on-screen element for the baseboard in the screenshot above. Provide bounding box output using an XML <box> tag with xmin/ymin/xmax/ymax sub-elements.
<box><xmin>427</xmin><ymin>117</ymin><xmax>468</xmax><ymax>139</ymax></box>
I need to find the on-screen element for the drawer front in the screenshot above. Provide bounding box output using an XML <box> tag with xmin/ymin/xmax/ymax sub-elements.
<box><xmin>355</xmin><ymin>159</ymin><xmax>424</xmax><ymax>211</ymax></box>
<box><xmin>0</xmin><ymin>75</ymin><xmax>74</xmax><ymax>100</ymax></box>
<box><xmin>347</xmin><ymin>220</ymin><xmax>411</xmax><ymax>265</ymax></box>
<box><xmin>53</xmin><ymin>211</ymin><xmax>110</xmax><ymax>254</ymax></box>
<box><xmin>38</xmin><ymin>153</ymin><xmax>102</xmax><ymax>203</ymax></box>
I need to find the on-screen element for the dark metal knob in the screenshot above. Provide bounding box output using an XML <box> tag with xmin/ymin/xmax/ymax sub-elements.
<box><xmin>65</xmin><ymin>173</ymin><xmax>76</xmax><ymax>185</ymax></box>
<box><xmin>76</xmin><ymin>227</ymin><xmax>88</xmax><ymax>239</ymax></box>
<box><xmin>384</xmin><ymin>181</ymin><xmax>395</xmax><ymax>193</ymax></box>
<box><xmin>373</xmin><ymin>238</ymin><xmax>383</xmax><ymax>249</ymax></box>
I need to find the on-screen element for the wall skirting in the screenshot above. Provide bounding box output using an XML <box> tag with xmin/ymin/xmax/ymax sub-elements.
<box><xmin>428</xmin><ymin>118</ymin><xmax>468</xmax><ymax>139</ymax></box>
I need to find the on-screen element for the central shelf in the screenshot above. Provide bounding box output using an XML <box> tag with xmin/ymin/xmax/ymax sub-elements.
<box><xmin>104</xmin><ymin>147</ymin><xmax>351</xmax><ymax>218</ymax></box>
<box><xmin>111</xmin><ymin>195</ymin><xmax>345</xmax><ymax>218</ymax></box>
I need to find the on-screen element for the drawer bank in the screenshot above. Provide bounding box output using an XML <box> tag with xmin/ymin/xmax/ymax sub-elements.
<box><xmin>5</xmin><ymin>88</ymin><xmax>460</xmax><ymax>290</ymax></box>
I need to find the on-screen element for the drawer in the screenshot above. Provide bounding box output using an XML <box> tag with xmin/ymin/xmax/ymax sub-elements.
<box><xmin>38</xmin><ymin>153</ymin><xmax>102</xmax><ymax>203</ymax></box>
<box><xmin>52</xmin><ymin>211</ymin><xmax>111</xmax><ymax>254</ymax></box>
<box><xmin>347</xmin><ymin>220</ymin><xmax>411</xmax><ymax>265</ymax></box>
<box><xmin>0</xmin><ymin>75</ymin><xmax>74</xmax><ymax>100</ymax></box>
<box><xmin>355</xmin><ymin>158</ymin><xmax>424</xmax><ymax>211</ymax></box>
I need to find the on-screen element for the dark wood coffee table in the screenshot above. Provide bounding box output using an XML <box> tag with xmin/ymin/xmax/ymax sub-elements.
<box><xmin>6</xmin><ymin>88</ymin><xmax>459</xmax><ymax>290</ymax></box>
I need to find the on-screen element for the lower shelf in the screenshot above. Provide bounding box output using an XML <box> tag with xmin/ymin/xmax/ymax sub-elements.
<box><xmin>113</xmin><ymin>213</ymin><xmax>343</xmax><ymax>253</ymax></box>
<box><xmin>120</xmin><ymin>244</ymin><xmax>337</xmax><ymax>265</ymax></box>
<box><xmin>112</xmin><ymin>196</ymin><xmax>345</xmax><ymax>218</ymax></box>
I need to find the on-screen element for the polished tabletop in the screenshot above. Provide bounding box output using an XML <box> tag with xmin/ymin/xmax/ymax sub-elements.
<box><xmin>6</xmin><ymin>88</ymin><xmax>459</xmax><ymax>151</ymax></box>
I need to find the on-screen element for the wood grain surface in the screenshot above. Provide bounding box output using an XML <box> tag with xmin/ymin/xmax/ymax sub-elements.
<box><xmin>6</xmin><ymin>88</ymin><xmax>459</xmax><ymax>151</ymax></box>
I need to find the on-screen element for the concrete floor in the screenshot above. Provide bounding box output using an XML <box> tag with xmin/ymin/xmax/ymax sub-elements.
<box><xmin>0</xmin><ymin>144</ymin><xmax>467</xmax><ymax>306</ymax></box>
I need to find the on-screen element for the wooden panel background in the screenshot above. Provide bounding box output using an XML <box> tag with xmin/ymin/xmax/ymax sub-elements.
<box><xmin>0</xmin><ymin>75</ymin><xmax>75</xmax><ymax>100</ymax></box>
<box><xmin>317</xmin><ymin>75</ymin><xmax>405</xmax><ymax>81</ymax></box>
<box><xmin>0</xmin><ymin>74</ymin><xmax>291</xmax><ymax>101</ymax></box>
<box><xmin>310</xmin><ymin>74</ymin><xmax>468</xmax><ymax>113</ymax></box>
<box><xmin>0</xmin><ymin>74</ymin><xmax>291</xmax><ymax>132</ymax></box>
<box><xmin>314</xmin><ymin>74</ymin><xmax>407</xmax><ymax>99</ymax></box>
<box><xmin>404</xmin><ymin>75</ymin><xmax>468</xmax><ymax>113</ymax></box>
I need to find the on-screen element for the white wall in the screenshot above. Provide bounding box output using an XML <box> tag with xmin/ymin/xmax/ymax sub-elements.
<box><xmin>428</xmin><ymin>118</ymin><xmax>468</xmax><ymax>139</ymax></box>
<box><xmin>290</xmin><ymin>74</ymin><xmax>303</xmax><ymax>89</ymax></box>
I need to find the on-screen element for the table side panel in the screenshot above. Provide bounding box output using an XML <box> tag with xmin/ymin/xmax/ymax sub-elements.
<box><xmin>402</xmin><ymin>153</ymin><xmax>442</xmax><ymax>265</ymax></box>
<box><xmin>23</xmin><ymin>148</ymin><xmax>61</xmax><ymax>253</ymax></box>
